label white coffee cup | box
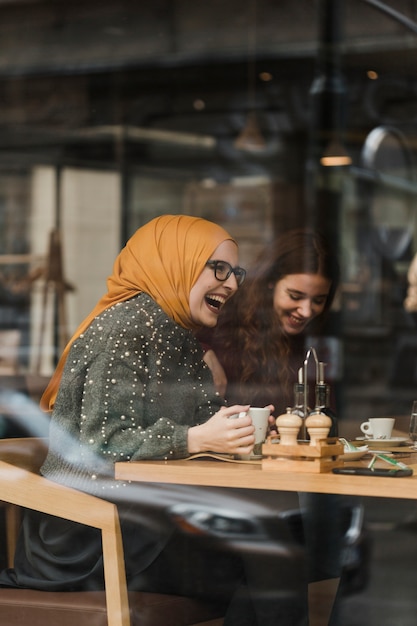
[235,407,270,459]
[360,417,395,439]
[249,407,270,447]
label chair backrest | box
[0,437,49,567]
[0,457,131,626]
[0,436,48,473]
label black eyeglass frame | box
[205,260,246,286]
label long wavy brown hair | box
[207,228,339,410]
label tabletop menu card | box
[184,452,261,464]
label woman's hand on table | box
[187,405,257,455]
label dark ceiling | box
[0,0,416,177]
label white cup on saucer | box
[360,417,395,440]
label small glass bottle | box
[311,363,338,437]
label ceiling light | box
[259,71,273,82]
[193,99,206,110]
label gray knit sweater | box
[41,293,225,494]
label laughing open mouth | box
[205,294,226,310]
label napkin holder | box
[261,436,344,473]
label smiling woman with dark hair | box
[201,228,340,413]
[198,227,347,619]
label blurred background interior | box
[1,0,417,430]
[0,6,415,433]
[1,2,417,624]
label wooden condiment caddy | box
[262,436,344,473]
[262,408,343,473]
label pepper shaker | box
[276,407,302,445]
[305,411,332,446]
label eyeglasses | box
[206,260,246,287]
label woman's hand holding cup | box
[187,405,275,456]
[188,405,253,455]
[229,404,274,458]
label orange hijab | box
[41,214,236,411]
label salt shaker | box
[305,410,332,446]
[276,407,302,445]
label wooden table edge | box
[115,459,417,500]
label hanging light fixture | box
[309,0,351,169]
[234,0,266,152]
[320,138,352,167]
[234,112,266,152]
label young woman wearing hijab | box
[0,215,308,626]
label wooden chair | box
[0,439,225,626]
[0,437,49,566]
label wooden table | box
[116,449,417,626]
[115,451,417,500]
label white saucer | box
[340,448,369,461]
[355,436,409,448]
